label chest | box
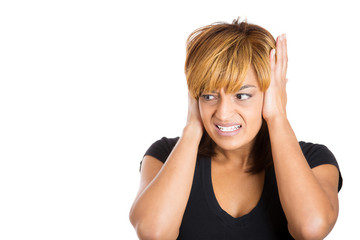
[178,159,292,239]
[211,166,265,218]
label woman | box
[129,18,342,239]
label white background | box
[0,0,358,239]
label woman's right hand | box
[185,93,203,135]
[130,93,204,240]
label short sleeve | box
[300,141,343,191]
[139,137,180,171]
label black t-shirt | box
[142,137,343,240]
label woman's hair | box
[184,18,276,174]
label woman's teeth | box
[216,125,241,132]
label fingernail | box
[283,34,287,40]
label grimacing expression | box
[198,65,264,153]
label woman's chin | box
[212,137,252,152]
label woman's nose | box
[215,96,235,121]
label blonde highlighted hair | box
[185,18,276,99]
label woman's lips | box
[214,123,242,136]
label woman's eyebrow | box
[239,84,256,90]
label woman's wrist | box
[265,115,293,140]
[264,113,288,127]
[182,124,203,143]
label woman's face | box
[199,65,264,153]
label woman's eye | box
[236,93,251,100]
[202,94,215,101]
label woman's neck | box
[213,143,254,171]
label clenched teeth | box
[216,125,241,132]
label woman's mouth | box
[214,124,242,136]
[216,124,241,132]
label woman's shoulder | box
[299,140,329,151]
[143,136,180,163]
[299,141,342,191]
[298,141,338,167]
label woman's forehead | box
[205,83,258,94]
[244,65,259,84]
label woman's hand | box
[262,34,288,122]
[185,93,203,135]
[130,93,204,240]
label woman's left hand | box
[262,34,288,122]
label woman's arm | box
[129,95,203,240]
[263,34,340,240]
[267,117,339,239]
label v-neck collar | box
[201,156,271,228]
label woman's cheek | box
[198,104,211,128]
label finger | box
[271,48,276,68]
[282,34,288,78]
[275,35,284,78]
[270,48,276,81]
[275,35,282,64]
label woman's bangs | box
[200,42,252,95]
